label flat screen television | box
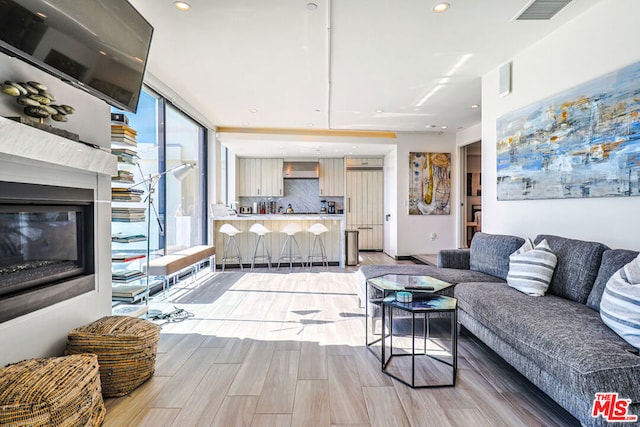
[0,0,153,113]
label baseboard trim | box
[410,255,437,266]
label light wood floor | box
[104,254,579,427]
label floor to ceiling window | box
[112,89,162,261]
[112,86,207,258]
[165,104,206,253]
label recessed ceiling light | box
[133,56,143,63]
[306,3,318,11]
[174,1,191,11]
[308,123,314,127]
[441,126,448,129]
[433,2,450,13]
[471,104,480,109]
[36,12,47,19]
[249,109,258,113]
[98,50,107,56]
[426,124,437,128]
[376,109,384,113]
[243,122,250,127]
[351,145,356,149]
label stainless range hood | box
[283,161,319,179]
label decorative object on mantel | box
[1,80,79,141]
[409,152,451,215]
[1,80,75,121]
[496,60,640,201]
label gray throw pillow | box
[534,234,608,304]
[469,232,525,280]
[587,249,639,311]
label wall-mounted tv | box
[0,0,153,113]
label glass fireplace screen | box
[0,206,87,297]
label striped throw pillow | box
[507,239,557,296]
[513,238,534,255]
[600,255,640,350]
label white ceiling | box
[129,0,601,156]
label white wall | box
[0,54,112,366]
[456,123,481,147]
[0,52,110,149]
[481,0,640,250]
[391,132,458,256]
[383,148,398,256]
[0,160,112,367]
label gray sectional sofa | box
[357,232,640,427]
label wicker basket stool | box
[0,354,105,427]
[66,316,161,397]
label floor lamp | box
[128,162,195,317]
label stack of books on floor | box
[112,279,164,303]
[112,148,137,164]
[112,232,147,243]
[112,303,148,318]
[111,124,137,147]
[112,187,144,202]
[112,269,144,283]
[111,284,148,303]
[112,207,146,222]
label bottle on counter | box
[286,204,294,214]
[259,202,266,214]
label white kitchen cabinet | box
[260,158,284,196]
[345,157,384,168]
[319,158,344,197]
[238,158,260,197]
[237,158,283,197]
[346,169,383,250]
[352,224,383,250]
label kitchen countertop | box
[213,213,345,220]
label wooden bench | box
[147,245,215,291]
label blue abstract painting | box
[496,61,640,200]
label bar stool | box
[249,223,272,271]
[219,223,243,272]
[307,223,329,269]
[277,223,305,270]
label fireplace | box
[0,181,95,323]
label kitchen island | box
[212,214,346,268]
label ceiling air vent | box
[516,0,572,20]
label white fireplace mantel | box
[0,116,116,176]
[0,115,115,366]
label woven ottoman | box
[0,354,105,426]
[66,316,161,397]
